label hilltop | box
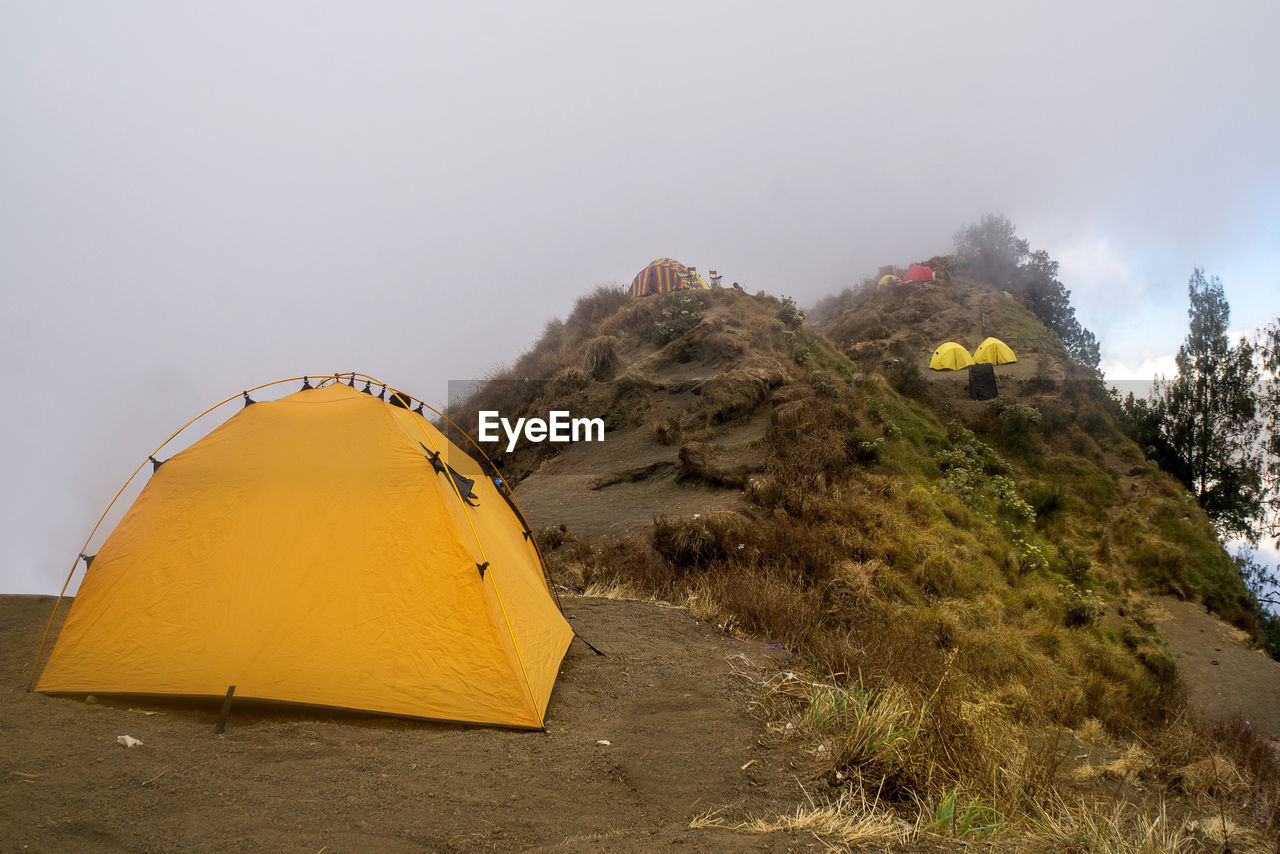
[9,266,1276,852]
[453,286,840,538]
[444,267,1279,850]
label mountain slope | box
[447,272,1279,847]
[450,287,838,536]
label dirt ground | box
[7,590,1279,854]
[514,415,768,540]
[1148,595,1280,739]
[0,594,829,854]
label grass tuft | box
[690,787,911,848]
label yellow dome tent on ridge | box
[629,257,710,297]
[33,376,574,730]
[973,337,1017,365]
[929,342,975,370]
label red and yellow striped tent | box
[629,258,710,297]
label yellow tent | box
[36,379,573,729]
[973,337,1017,365]
[877,274,904,288]
[929,342,975,370]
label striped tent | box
[629,258,710,297]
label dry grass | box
[1172,755,1248,800]
[580,578,644,601]
[802,679,920,777]
[690,787,912,848]
[577,335,621,381]
[1183,815,1270,853]
[1067,744,1156,786]
[1025,799,1196,854]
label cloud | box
[1103,354,1178,383]
[1103,352,1175,402]
[1055,237,1142,310]
[3,2,1280,593]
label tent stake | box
[215,685,235,734]
[574,633,606,657]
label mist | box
[3,2,1278,593]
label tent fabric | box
[969,364,999,400]
[929,342,975,370]
[973,337,1017,365]
[877,274,904,288]
[902,265,935,283]
[36,382,573,730]
[629,257,710,297]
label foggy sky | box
[3,2,1279,594]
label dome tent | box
[902,264,935,283]
[629,257,710,297]
[34,375,574,730]
[973,337,1017,365]
[929,342,975,371]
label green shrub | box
[776,295,806,328]
[845,429,885,464]
[812,378,837,397]
[1078,408,1117,444]
[1054,545,1092,584]
[650,291,703,345]
[884,361,928,398]
[925,789,999,839]
[998,403,1042,453]
[1038,404,1072,435]
[1028,484,1068,521]
[1061,582,1100,627]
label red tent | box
[902,265,935,283]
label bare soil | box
[1,594,820,853]
[1148,595,1280,739]
[515,414,768,538]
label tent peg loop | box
[79,553,95,569]
[148,455,164,472]
[301,376,312,390]
[242,391,255,407]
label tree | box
[1258,318,1280,542]
[953,214,1028,288]
[1151,269,1262,539]
[953,215,1101,370]
[1119,391,1181,473]
[1017,249,1101,370]
[1237,548,1280,612]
